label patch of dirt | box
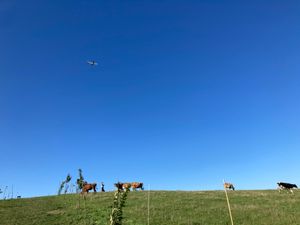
[47,209,64,215]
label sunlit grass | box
[1,190,300,225]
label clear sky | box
[1,0,300,198]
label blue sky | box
[1,0,300,198]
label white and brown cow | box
[122,182,132,190]
[131,182,144,191]
[224,182,235,191]
[114,182,132,191]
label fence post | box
[147,184,150,225]
[223,180,234,225]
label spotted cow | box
[224,182,235,191]
[277,182,298,194]
[122,182,132,190]
[131,182,144,191]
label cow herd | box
[114,182,144,191]
[81,181,144,194]
[81,180,298,194]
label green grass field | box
[1,190,300,225]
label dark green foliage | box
[57,174,72,195]
[76,169,85,192]
[64,174,72,194]
[65,174,72,183]
[110,188,130,225]
[57,182,65,195]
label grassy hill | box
[1,190,300,225]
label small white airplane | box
[87,60,98,66]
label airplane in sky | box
[87,60,98,66]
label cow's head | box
[140,183,144,190]
[114,182,123,190]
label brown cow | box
[114,182,131,191]
[122,182,131,190]
[224,182,235,191]
[81,182,97,194]
[131,182,144,191]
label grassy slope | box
[1,190,300,225]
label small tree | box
[64,174,72,194]
[109,187,130,225]
[58,173,72,195]
[76,168,85,193]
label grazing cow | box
[81,183,97,194]
[122,182,132,190]
[131,182,144,191]
[114,182,124,191]
[114,182,132,191]
[224,182,235,191]
[277,182,298,194]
